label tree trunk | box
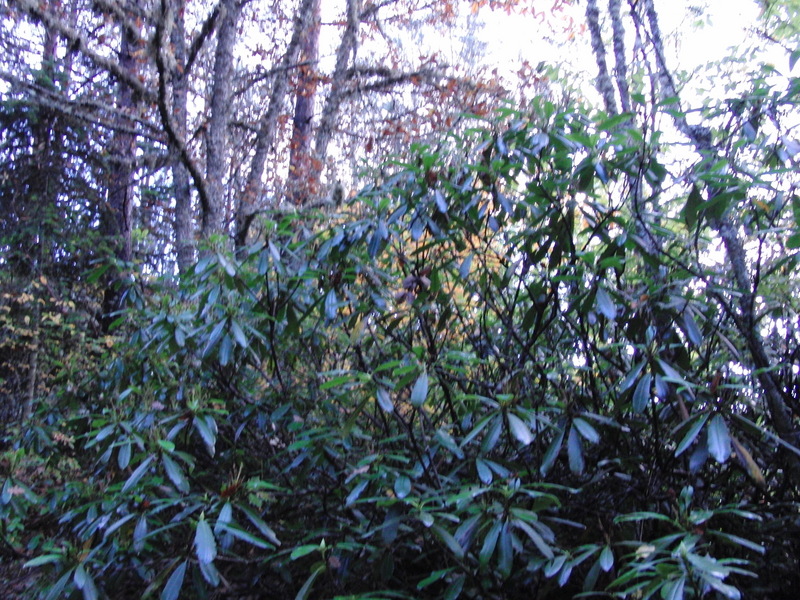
[172,0,194,273]
[286,0,321,206]
[204,0,240,239]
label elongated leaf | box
[134,515,148,553]
[24,554,63,568]
[394,475,411,499]
[479,520,502,568]
[291,545,320,560]
[376,387,393,412]
[432,523,465,559]
[217,523,274,549]
[599,545,614,572]
[707,414,731,464]
[513,518,554,559]
[675,413,709,457]
[193,415,217,457]
[202,319,226,358]
[121,455,155,493]
[295,564,325,600]
[476,458,493,484]
[346,479,369,507]
[117,440,131,470]
[595,288,617,319]
[161,560,187,600]
[214,502,233,536]
[663,576,686,600]
[567,425,584,475]
[194,516,217,564]
[459,254,473,279]
[507,412,533,446]
[573,417,600,444]
[162,454,190,494]
[325,288,338,320]
[632,373,652,413]
[410,371,429,407]
[497,522,513,580]
[540,427,564,476]
[682,311,703,346]
[237,505,280,546]
[731,435,766,488]
[619,361,645,393]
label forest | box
[1,0,799,598]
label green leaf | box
[376,387,393,412]
[121,455,155,493]
[682,311,703,346]
[459,254,474,279]
[193,415,217,457]
[479,520,502,568]
[507,412,533,445]
[295,564,325,600]
[683,185,703,229]
[23,554,63,568]
[444,574,465,600]
[476,458,493,484]
[217,523,274,549]
[160,560,187,600]
[134,515,148,553]
[346,479,369,507]
[162,454,190,494]
[432,523,465,559]
[540,427,564,476]
[675,413,709,457]
[595,287,616,319]
[230,320,248,348]
[599,545,614,572]
[513,519,554,559]
[573,417,600,444]
[394,475,411,499]
[194,516,217,564]
[291,545,321,560]
[663,576,686,600]
[203,319,226,358]
[632,373,652,413]
[567,424,584,474]
[237,505,281,546]
[325,288,338,320]
[707,414,731,464]
[214,502,233,536]
[619,361,645,392]
[410,371,429,407]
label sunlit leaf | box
[507,412,533,446]
[194,516,217,564]
[410,371,428,407]
[707,414,731,464]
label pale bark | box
[314,0,362,169]
[171,0,194,273]
[608,0,631,113]
[204,0,240,238]
[585,0,617,115]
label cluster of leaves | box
[4,90,800,599]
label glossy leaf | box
[707,414,732,464]
[410,371,429,407]
[194,516,217,564]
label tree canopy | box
[1,1,799,599]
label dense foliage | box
[4,76,800,599]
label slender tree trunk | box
[585,0,617,115]
[101,27,137,329]
[204,0,240,238]
[314,0,361,176]
[233,0,317,248]
[172,0,194,272]
[286,0,321,206]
